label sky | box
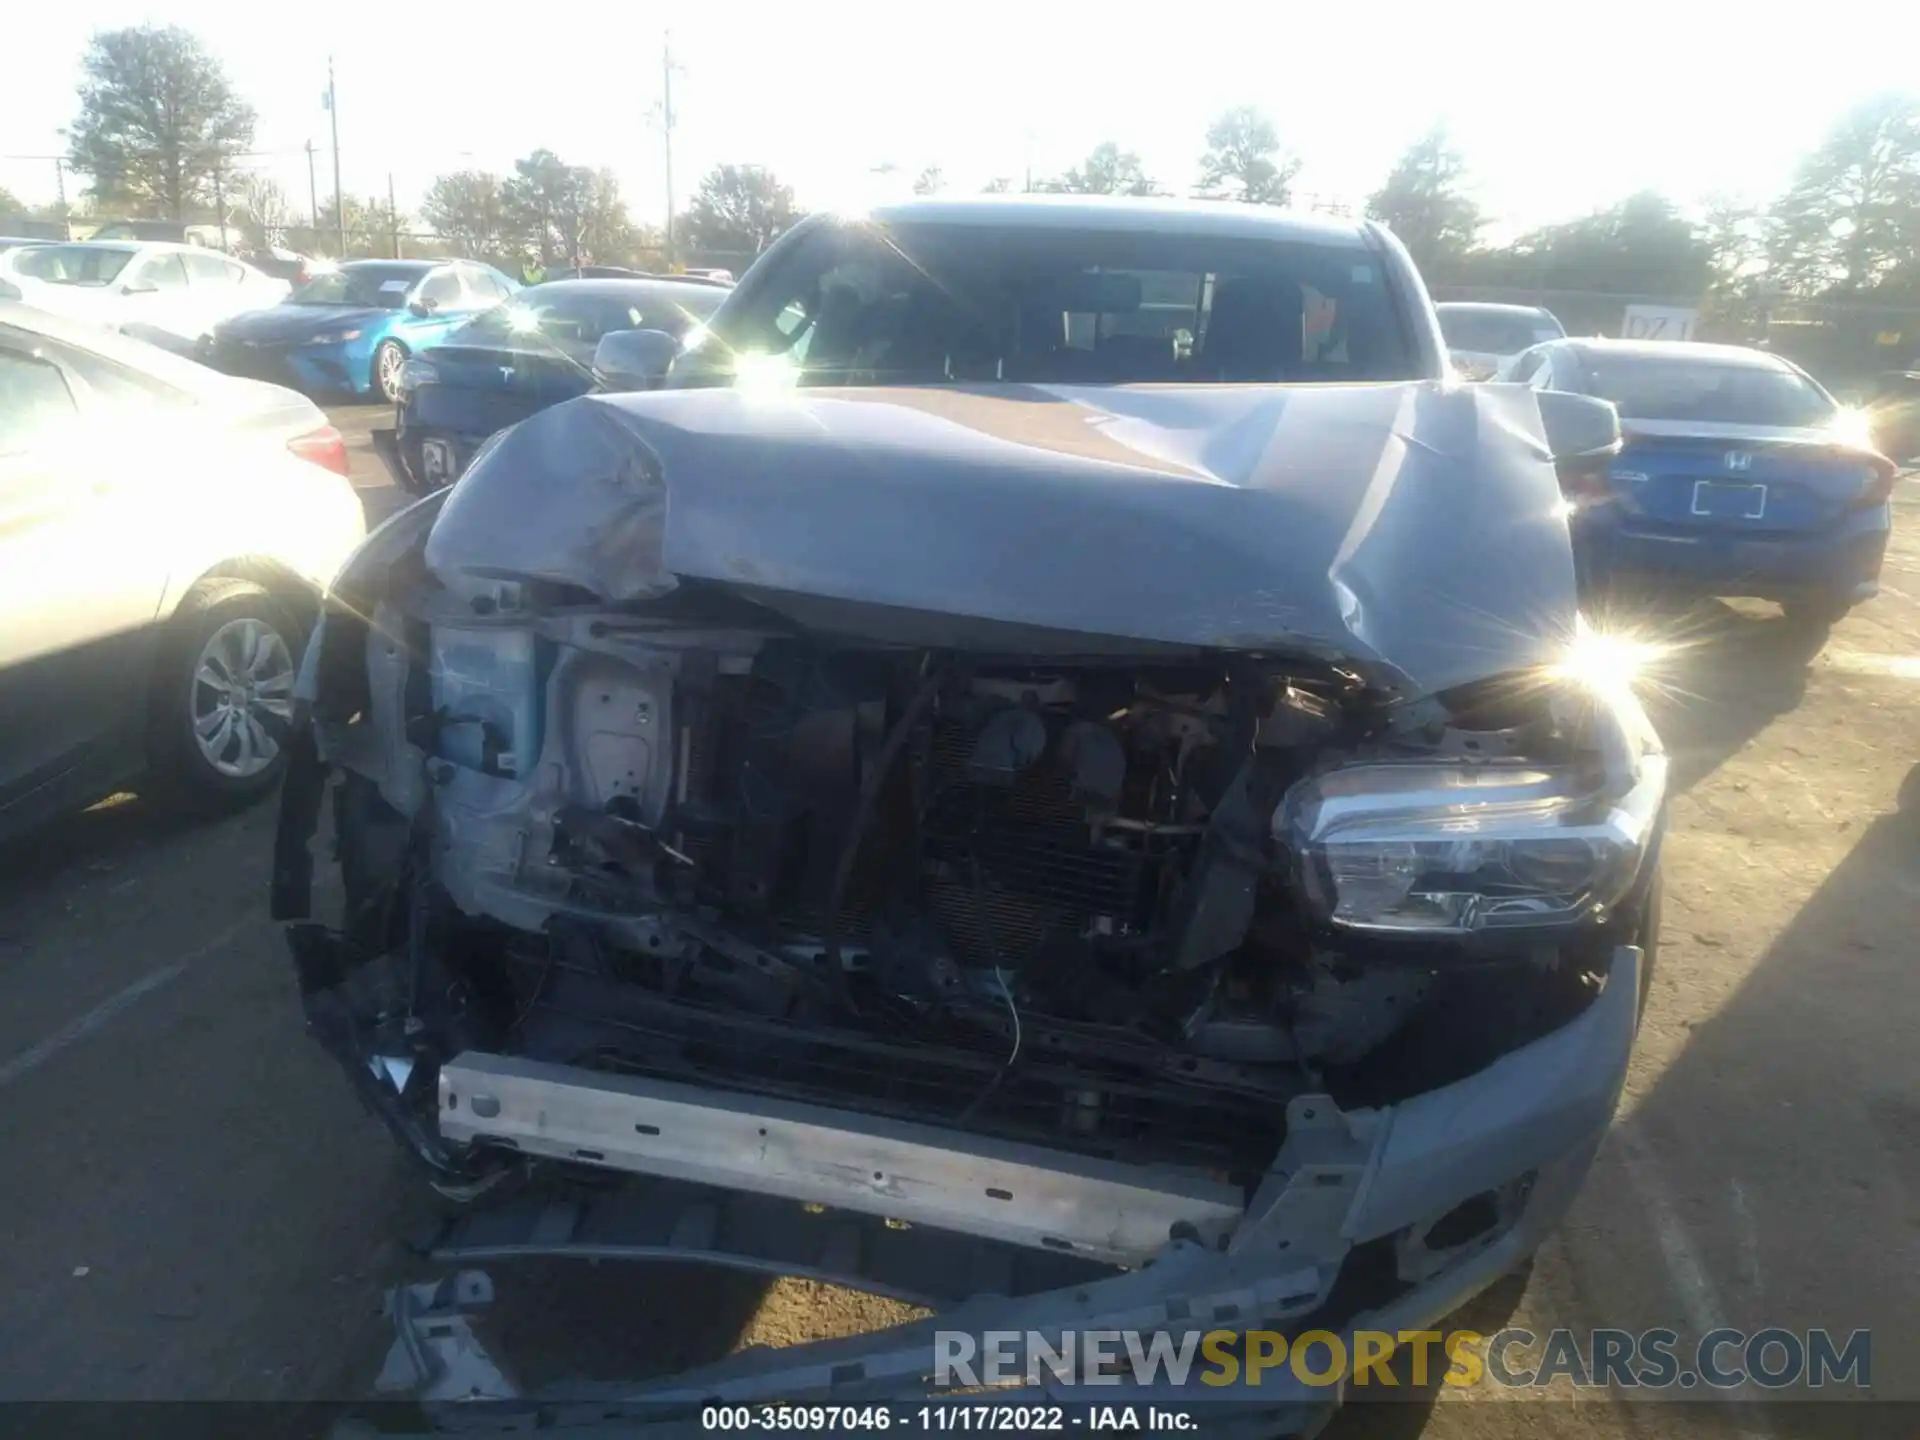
[3,0,1917,240]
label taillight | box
[289,424,350,476]
[1850,451,1898,510]
[1555,455,1617,506]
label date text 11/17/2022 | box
[700,1406,1195,1431]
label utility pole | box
[388,172,399,258]
[306,140,320,243]
[661,32,678,269]
[326,56,345,257]
[53,158,69,229]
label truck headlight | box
[1277,745,1665,936]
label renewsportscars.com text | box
[934,1327,1871,1392]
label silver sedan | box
[0,300,367,837]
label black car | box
[379,276,727,493]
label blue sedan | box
[1512,338,1896,634]
[204,258,519,402]
[380,275,726,493]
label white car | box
[1435,301,1567,381]
[6,240,290,347]
[0,300,366,836]
[0,237,51,301]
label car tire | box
[146,578,310,814]
[1782,595,1850,626]
[372,339,409,404]
[1780,595,1849,648]
[393,438,428,498]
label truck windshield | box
[682,219,1414,387]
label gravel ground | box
[0,405,1912,1437]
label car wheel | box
[372,340,408,404]
[147,579,308,812]
[1782,595,1850,626]
[392,438,428,498]
[1780,595,1849,648]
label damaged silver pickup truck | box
[272,198,1667,1431]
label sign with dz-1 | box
[1620,305,1699,342]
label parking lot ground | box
[331,401,406,526]
[0,414,1915,1436]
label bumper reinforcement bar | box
[439,1053,1247,1266]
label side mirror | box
[121,279,158,296]
[592,328,680,391]
[408,298,436,317]
[1536,390,1622,499]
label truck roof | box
[862,194,1378,249]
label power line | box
[648,31,685,265]
[1,145,324,161]
[326,56,344,256]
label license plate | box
[1691,480,1767,520]
[420,439,458,486]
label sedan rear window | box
[0,350,78,452]
[1439,310,1561,355]
[289,264,429,309]
[1582,358,1835,428]
[689,219,1413,386]
[457,286,722,352]
[15,245,136,286]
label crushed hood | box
[422,381,1579,696]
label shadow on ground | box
[1621,599,1827,797]
[1528,754,1920,1423]
[0,791,206,897]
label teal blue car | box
[203,258,519,402]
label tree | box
[237,174,292,247]
[316,193,401,258]
[1493,191,1712,298]
[679,164,803,257]
[913,166,945,196]
[422,169,507,257]
[1768,93,1920,294]
[65,25,256,220]
[981,177,1014,194]
[1365,124,1483,282]
[1197,106,1298,205]
[478,150,646,267]
[1700,195,1765,283]
[573,167,642,266]
[501,148,585,264]
[1690,194,1773,327]
[1040,143,1159,197]
[0,186,25,219]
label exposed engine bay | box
[278,578,1664,1206]
[272,380,1666,1250]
